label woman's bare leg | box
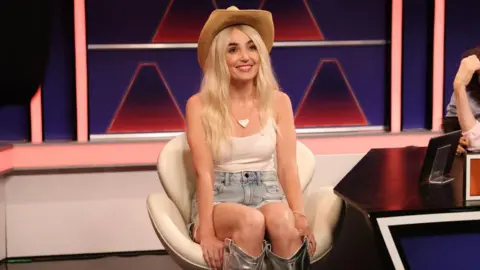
[193,202,266,256]
[259,202,302,258]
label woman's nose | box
[239,50,249,61]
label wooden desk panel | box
[334,147,465,215]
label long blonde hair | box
[199,24,279,158]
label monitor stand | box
[428,145,454,185]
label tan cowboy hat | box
[197,6,274,69]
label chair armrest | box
[147,193,207,269]
[304,187,343,262]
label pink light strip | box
[11,133,438,169]
[390,0,403,133]
[432,0,445,131]
[0,148,12,173]
[74,0,89,142]
[30,87,43,143]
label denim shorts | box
[188,170,286,240]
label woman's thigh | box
[213,203,265,241]
[192,202,264,243]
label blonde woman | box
[186,6,315,270]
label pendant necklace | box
[238,119,249,128]
[233,101,255,128]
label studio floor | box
[2,205,384,270]
[6,255,176,270]
[4,252,374,270]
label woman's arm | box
[185,94,216,239]
[274,92,305,215]
[454,55,480,132]
[454,86,477,132]
[453,55,480,150]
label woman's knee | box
[233,209,265,241]
[264,207,298,240]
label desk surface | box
[334,147,468,216]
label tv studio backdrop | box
[0,0,479,267]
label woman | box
[185,6,316,270]
[452,47,480,150]
[444,46,480,154]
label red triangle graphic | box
[213,0,262,10]
[108,63,184,133]
[261,0,324,41]
[152,0,215,43]
[152,0,323,43]
[295,59,367,127]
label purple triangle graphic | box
[108,63,184,133]
[295,59,368,127]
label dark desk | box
[334,147,480,270]
[335,147,467,214]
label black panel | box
[0,1,52,105]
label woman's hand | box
[293,213,316,257]
[196,230,224,270]
[457,144,467,155]
[453,55,480,91]
[460,136,470,148]
[457,136,470,155]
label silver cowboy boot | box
[223,238,267,270]
[265,237,310,270]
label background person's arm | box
[453,55,480,150]
[453,55,480,132]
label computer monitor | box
[418,130,462,184]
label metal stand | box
[428,145,454,185]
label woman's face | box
[225,28,260,83]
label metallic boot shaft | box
[265,237,310,270]
[223,238,267,270]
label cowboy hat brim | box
[197,7,274,69]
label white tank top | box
[214,118,276,172]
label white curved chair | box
[147,133,343,269]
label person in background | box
[444,46,480,154]
[450,46,480,151]
[185,6,315,270]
